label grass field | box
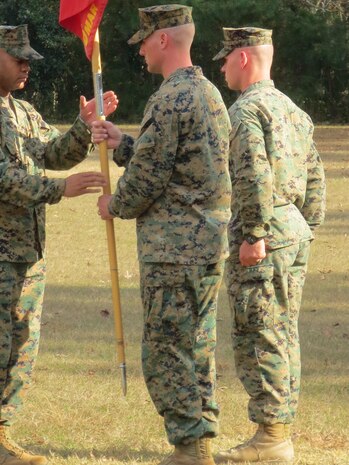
[13,126,349,464]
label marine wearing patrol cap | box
[128,4,193,45]
[0,24,43,60]
[213,27,272,61]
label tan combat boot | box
[158,437,215,465]
[215,424,294,463]
[0,426,47,465]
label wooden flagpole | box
[91,29,127,395]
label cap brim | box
[212,47,232,61]
[127,28,154,45]
[8,45,43,60]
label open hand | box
[64,172,106,197]
[79,91,118,126]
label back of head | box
[128,4,193,45]
[0,24,43,60]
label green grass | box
[12,126,349,464]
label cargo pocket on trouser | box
[141,265,186,343]
[228,264,274,334]
[227,263,275,386]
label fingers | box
[103,91,118,105]
[96,194,114,220]
[91,128,109,144]
[91,120,112,143]
[79,171,106,182]
[82,188,102,194]
[76,172,106,194]
[91,120,113,130]
[103,91,119,116]
[240,256,265,267]
[64,172,107,197]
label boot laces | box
[0,431,26,458]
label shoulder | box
[229,86,293,127]
[13,98,46,125]
[161,72,226,115]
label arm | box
[0,150,106,207]
[0,152,66,206]
[41,92,118,170]
[230,111,273,239]
[300,142,326,230]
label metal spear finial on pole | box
[91,29,127,395]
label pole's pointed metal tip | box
[120,363,127,396]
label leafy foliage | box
[0,0,347,122]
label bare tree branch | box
[297,0,349,20]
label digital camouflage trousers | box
[140,261,225,445]
[0,260,46,425]
[226,241,311,425]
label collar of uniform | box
[0,95,16,117]
[161,66,203,87]
[0,95,11,108]
[241,79,274,97]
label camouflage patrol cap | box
[128,4,193,45]
[213,27,272,61]
[0,25,43,60]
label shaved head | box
[161,23,195,50]
[241,44,274,71]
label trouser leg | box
[226,242,310,424]
[140,261,224,445]
[287,241,310,420]
[0,260,46,425]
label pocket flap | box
[239,264,274,283]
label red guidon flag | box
[59,0,108,60]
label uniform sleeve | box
[42,116,93,170]
[108,100,178,219]
[300,142,326,229]
[113,134,135,168]
[0,147,66,207]
[230,111,273,238]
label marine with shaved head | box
[213,27,326,463]
[91,5,231,465]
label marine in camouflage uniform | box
[92,5,231,465]
[0,24,109,465]
[213,28,326,463]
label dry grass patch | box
[11,126,349,464]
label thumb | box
[80,95,87,110]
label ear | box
[159,32,168,49]
[240,51,248,69]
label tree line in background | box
[1,0,348,123]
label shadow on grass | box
[24,445,165,462]
[42,286,143,343]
